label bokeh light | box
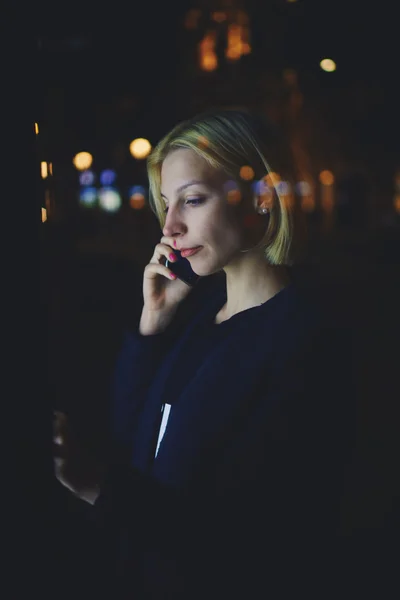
[199,31,218,71]
[253,179,271,196]
[296,180,315,212]
[224,180,242,205]
[100,169,117,186]
[41,207,47,222]
[41,162,48,179]
[240,165,255,181]
[320,58,336,72]
[129,185,146,210]
[79,170,96,186]
[129,138,152,159]
[73,151,93,171]
[276,181,291,196]
[201,50,218,71]
[295,181,312,196]
[35,123,39,135]
[98,187,122,212]
[319,170,335,185]
[79,187,97,207]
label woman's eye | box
[163,197,205,213]
[186,197,204,206]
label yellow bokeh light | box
[41,207,47,222]
[226,47,241,60]
[201,52,218,71]
[49,162,53,176]
[320,58,336,72]
[225,24,244,61]
[199,32,218,71]
[73,151,93,171]
[394,195,400,214]
[35,123,39,135]
[129,138,152,159]
[319,170,335,186]
[41,162,48,179]
[240,165,255,181]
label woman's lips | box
[180,246,202,258]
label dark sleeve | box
[110,330,169,447]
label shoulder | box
[253,270,354,379]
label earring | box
[256,206,270,215]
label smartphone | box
[165,249,200,287]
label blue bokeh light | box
[100,169,117,186]
[79,170,96,186]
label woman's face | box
[161,148,247,276]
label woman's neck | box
[217,253,290,323]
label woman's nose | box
[162,208,187,238]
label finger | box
[144,263,177,281]
[160,236,178,249]
[150,243,178,266]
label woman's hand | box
[53,411,104,505]
[140,236,192,335]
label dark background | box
[33,0,399,594]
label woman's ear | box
[253,178,273,214]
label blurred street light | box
[319,170,335,185]
[129,185,146,210]
[320,58,336,72]
[129,138,152,159]
[73,151,93,171]
[98,187,122,212]
[41,162,48,179]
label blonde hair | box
[147,108,298,265]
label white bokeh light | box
[98,187,122,212]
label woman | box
[55,109,355,598]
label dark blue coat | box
[93,272,356,599]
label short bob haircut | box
[147,108,301,266]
